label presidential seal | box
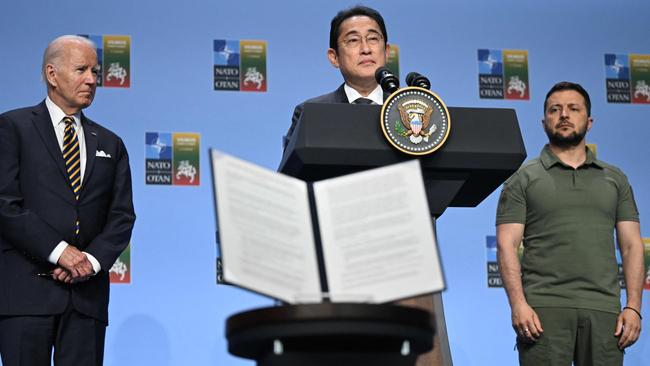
[380,87,450,155]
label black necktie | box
[353,98,374,105]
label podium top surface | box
[227,303,433,334]
[226,303,435,359]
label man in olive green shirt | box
[496,81,644,365]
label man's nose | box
[85,70,97,85]
[359,39,372,53]
[560,107,569,118]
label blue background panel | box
[1,1,648,364]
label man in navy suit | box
[0,35,135,366]
[284,5,391,148]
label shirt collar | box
[540,144,603,170]
[344,83,384,105]
[45,96,81,128]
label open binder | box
[211,150,444,304]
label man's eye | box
[346,38,360,46]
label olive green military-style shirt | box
[496,145,639,314]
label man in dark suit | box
[284,5,391,148]
[0,35,135,366]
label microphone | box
[375,67,400,94]
[405,72,431,90]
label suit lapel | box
[81,114,97,193]
[31,102,69,183]
[335,84,349,103]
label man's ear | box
[587,116,594,131]
[45,64,58,88]
[327,48,340,69]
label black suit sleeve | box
[283,103,304,150]
[0,113,61,261]
[83,137,135,271]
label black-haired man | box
[496,81,644,365]
[284,5,391,146]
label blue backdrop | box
[1,0,648,364]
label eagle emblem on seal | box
[380,86,450,156]
[397,100,437,144]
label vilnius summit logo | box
[478,49,529,100]
[213,39,267,92]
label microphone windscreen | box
[405,72,418,86]
[375,67,392,84]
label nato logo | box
[214,40,240,66]
[605,54,630,80]
[486,235,502,287]
[478,49,503,75]
[478,49,504,99]
[605,54,631,103]
[146,132,172,160]
[214,40,241,90]
[145,132,173,185]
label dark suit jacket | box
[0,101,135,324]
[283,84,389,149]
[284,84,349,148]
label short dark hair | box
[544,81,592,116]
[329,5,388,52]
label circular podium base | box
[226,303,434,366]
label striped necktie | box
[62,116,81,235]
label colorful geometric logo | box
[214,39,267,92]
[80,34,131,88]
[478,49,529,100]
[110,244,131,284]
[605,53,650,104]
[145,132,200,186]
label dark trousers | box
[517,307,623,366]
[0,304,106,366]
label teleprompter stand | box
[225,103,526,366]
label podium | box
[279,103,526,217]
[225,102,526,365]
[227,303,434,366]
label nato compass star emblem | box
[381,87,451,155]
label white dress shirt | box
[44,96,101,274]
[344,83,384,105]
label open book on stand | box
[210,149,445,304]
